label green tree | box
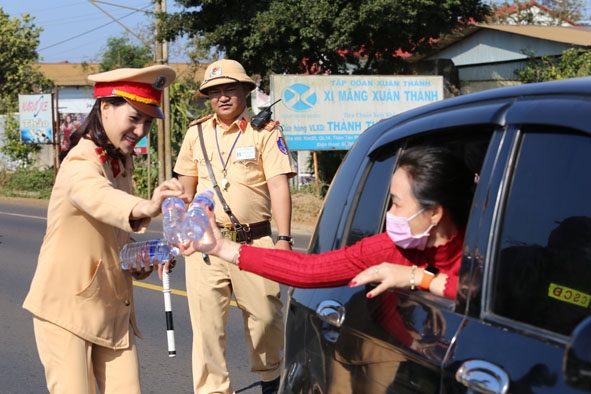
[159,0,490,88]
[0,7,53,166]
[99,35,154,71]
[518,48,591,83]
[158,0,491,186]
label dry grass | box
[291,192,324,228]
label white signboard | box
[271,75,443,150]
[18,94,54,144]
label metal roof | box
[480,24,591,46]
[36,62,208,87]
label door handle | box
[315,300,345,328]
[456,359,509,394]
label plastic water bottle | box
[162,197,187,244]
[181,189,215,242]
[119,238,178,270]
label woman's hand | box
[132,178,188,219]
[174,207,224,256]
[349,263,416,299]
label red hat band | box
[94,81,162,106]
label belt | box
[218,220,272,244]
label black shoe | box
[261,377,280,394]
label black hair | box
[398,146,475,228]
[59,96,127,163]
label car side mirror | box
[564,315,591,390]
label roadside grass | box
[0,167,325,227]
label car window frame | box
[481,124,591,345]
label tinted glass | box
[345,156,396,245]
[492,130,591,335]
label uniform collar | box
[94,146,124,178]
[213,108,251,133]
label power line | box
[38,5,152,53]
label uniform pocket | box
[196,149,214,181]
[75,258,104,298]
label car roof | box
[361,77,591,157]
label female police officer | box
[23,65,185,394]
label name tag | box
[235,146,257,161]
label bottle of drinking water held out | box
[181,189,215,242]
[162,197,187,244]
[119,238,178,270]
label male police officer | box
[174,59,295,394]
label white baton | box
[162,269,176,357]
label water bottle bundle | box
[119,238,179,270]
[119,190,215,270]
[161,189,214,245]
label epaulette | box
[189,114,213,127]
[261,120,281,132]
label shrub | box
[0,166,54,199]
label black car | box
[280,77,591,394]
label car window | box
[345,130,492,247]
[345,155,397,246]
[491,129,591,336]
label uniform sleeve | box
[62,153,146,232]
[174,126,199,177]
[260,125,296,180]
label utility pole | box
[88,0,173,184]
[155,0,172,184]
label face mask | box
[386,209,434,250]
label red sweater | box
[238,230,464,299]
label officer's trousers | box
[185,236,284,394]
[33,317,141,394]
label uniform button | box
[124,299,130,306]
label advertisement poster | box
[271,75,443,151]
[18,94,54,144]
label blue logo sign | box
[282,83,317,111]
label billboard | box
[56,98,148,154]
[271,75,443,150]
[18,94,54,144]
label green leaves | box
[518,48,591,83]
[0,7,52,113]
[99,36,154,71]
[158,0,490,89]
[0,7,52,166]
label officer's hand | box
[131,252,156,280]
[157,257,177,281]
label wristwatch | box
[419,265,440,291]
[276,235,294,246]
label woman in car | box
[176,145,475,300]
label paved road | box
[0,197,313,393]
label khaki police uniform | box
[174,107,296,394]
[24,139,147,393]
[23,64,176,394]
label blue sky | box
[2,0,189,63]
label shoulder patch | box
[277,136,289,155]
[189,114,213,127]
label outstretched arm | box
[349,263,453,299]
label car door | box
[282,125,496,394]
[445,124,591,394]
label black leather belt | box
[218,220,272,244]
